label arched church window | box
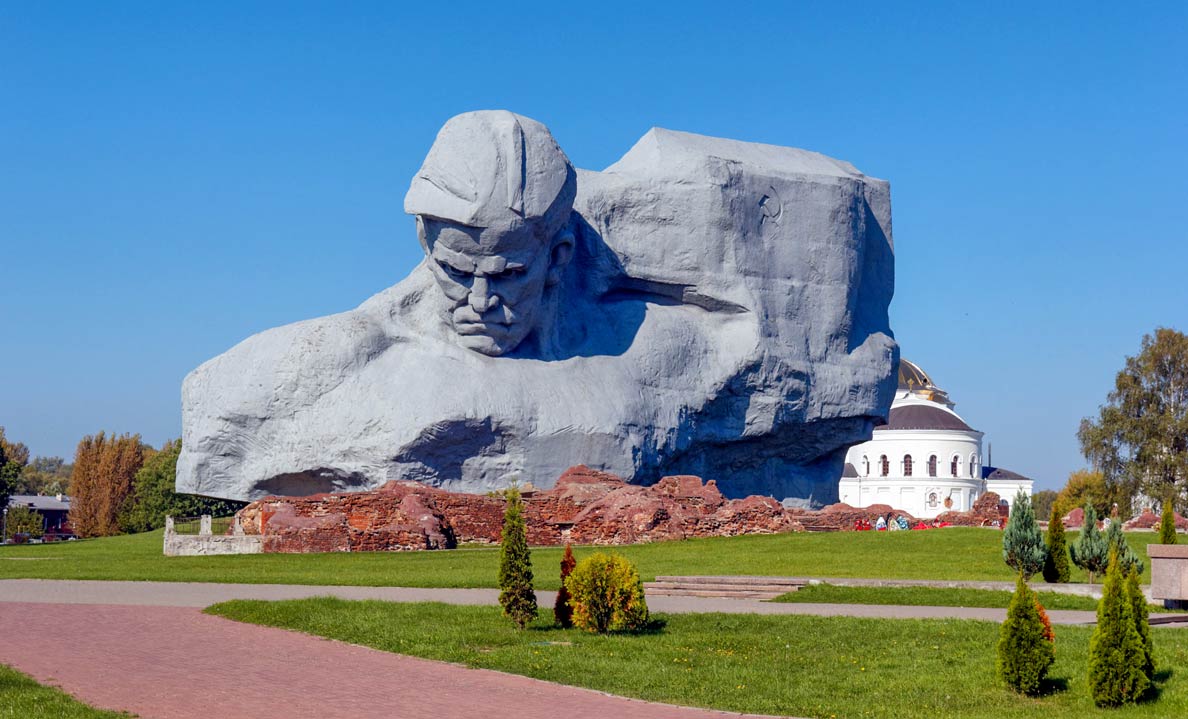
[880,455,889,477]
[863,456,870,476]
[903,455,913,477]
[928,455,937,477]
[970,454,978,478]
[951,455,960,477]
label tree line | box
[1,426,241,538]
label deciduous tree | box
[1030,490,1058,522]
[68,432,145,537]
[1055,469,1111,518]
[0,427,30,511]
[5,505,44,539]
[1079,327,1188,510]
[14,456,72,496]
[117,440,243,533]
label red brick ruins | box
[234,465,1003,552]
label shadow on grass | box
[528,616,667,635]
[1143,667,1173,703]
[1035,676,1070,697]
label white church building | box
[839,359,1033,519]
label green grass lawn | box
[0,528,1163,588]
[773,584,1112,611]
[207,597,1187,719]
[0,665,131,719]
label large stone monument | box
[178,111,898,504]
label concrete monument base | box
[1148,544,1188,609]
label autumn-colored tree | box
[1079,327,1188,509]
[554,543,577,628]
[1055,469,1111,518]
[69,432,145,537]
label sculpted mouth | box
[455,321,512,336]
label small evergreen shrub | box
[1070,505,1109,583]
[564,552,649,633]
[1105,519,1144,575]
[1042,505,1071,583]
[1159,500,1177,545]
[497,487,537,629]
[554,543,576,628]
[997,573,1056,695]
[1126,566,1155,680]
[1002,490,1047,579]
[1088,552,1150,707]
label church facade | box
[838,359,1032,519]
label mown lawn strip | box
[206,597,1188,719]
[0,528,1163,587]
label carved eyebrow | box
[431,244,476,273]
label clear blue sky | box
[2,2,1185,492]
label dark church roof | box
[874,404,973,432]
[842,462,859,478]
[981,466,1031,481]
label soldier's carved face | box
[421,217,573,356]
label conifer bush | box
[564,552,649,633]
[497,487,537,629]
[1042,505,1071,583]
[554,543,576,628]
[1070,505,1109,583]
[1159,500,1177,545]
[1105,519,1144,575]
[1126,566,1155,681]
[996,573,1055,695]
[1088,552,1150,707]
[1002,490,1046,579]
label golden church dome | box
[897,359,951,404]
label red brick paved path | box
[0,602,779,719]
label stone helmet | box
[404,110,576,236]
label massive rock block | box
[235,465,803,552]
[179,111,897,504]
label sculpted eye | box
[438,261,470,280]
[494,267,527,280]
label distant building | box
[5,494,74,538]
[838,359,1032,518]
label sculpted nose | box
[468,276,500,313]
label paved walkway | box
[3,577,1175,624]
[0,601,781,719]
[3,579,1186,719]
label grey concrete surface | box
[178,110,897,505]
[10,578,1188,626]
